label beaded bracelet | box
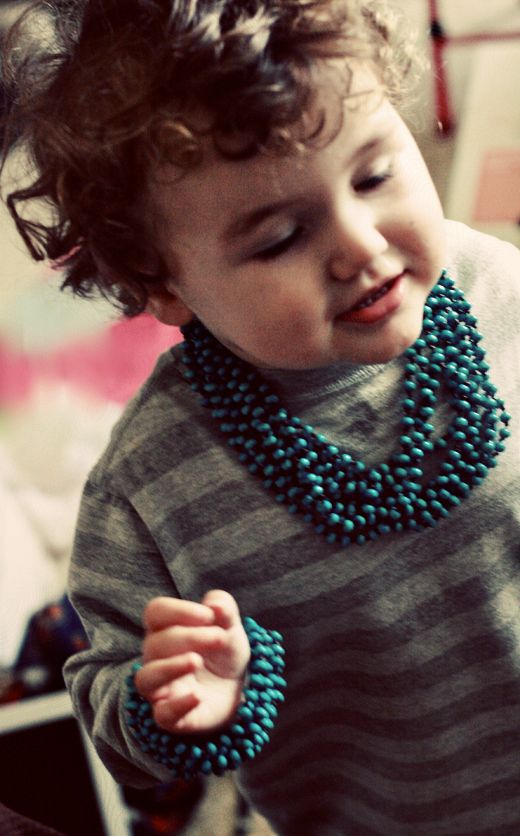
[125,617,286,780]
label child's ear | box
[146,282,194,326]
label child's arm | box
[65,481,285,786]
[134,590,251,733]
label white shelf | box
[0,689,73,734]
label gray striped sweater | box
[64,221,520,835]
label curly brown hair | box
[1,0,418,316]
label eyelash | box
[254,226,305,261]
[355,170,393,192]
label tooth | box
[357,287,383,310]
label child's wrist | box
[125,617,286,779]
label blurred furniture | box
[0,691,133,836]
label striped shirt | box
[64,221,520,834]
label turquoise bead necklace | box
[180,271,510,547]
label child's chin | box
[393,318,424,356]
[367,331,421,365]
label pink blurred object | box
[473,149,520,223]
[0,315,181,405]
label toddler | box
[3,1,520,833]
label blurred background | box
[0,1,519,834]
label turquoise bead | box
[365,488,380,499]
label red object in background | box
[428,0,520,134]
[0,315,181,406]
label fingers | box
[136,592,250,734]
[144,597,215,632]
[153,693,200,731]
[144,591,240,633]
[202,589,242,631]
[135,654,202,732]
[135,653,202,699]
[141,591,247,677]
[142,624,227,663]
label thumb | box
[201,590,251,680]
[201,589,241,631]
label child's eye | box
[254,226,305,261]
[355,171,393,193]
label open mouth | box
[350,277,397,312]
[337,273,405,325]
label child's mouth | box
[337,274,405,325]
[351,279,395,311]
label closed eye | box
[254,226,305,261]
[355,171,393,193]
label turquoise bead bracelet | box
[125,617,286,780]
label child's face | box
[149,70,446,369]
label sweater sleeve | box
[63,480,180,788]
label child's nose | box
[327,204,388,280]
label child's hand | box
[134,590,251,734]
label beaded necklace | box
[180,271,510,547]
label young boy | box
[3,1,520,833]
